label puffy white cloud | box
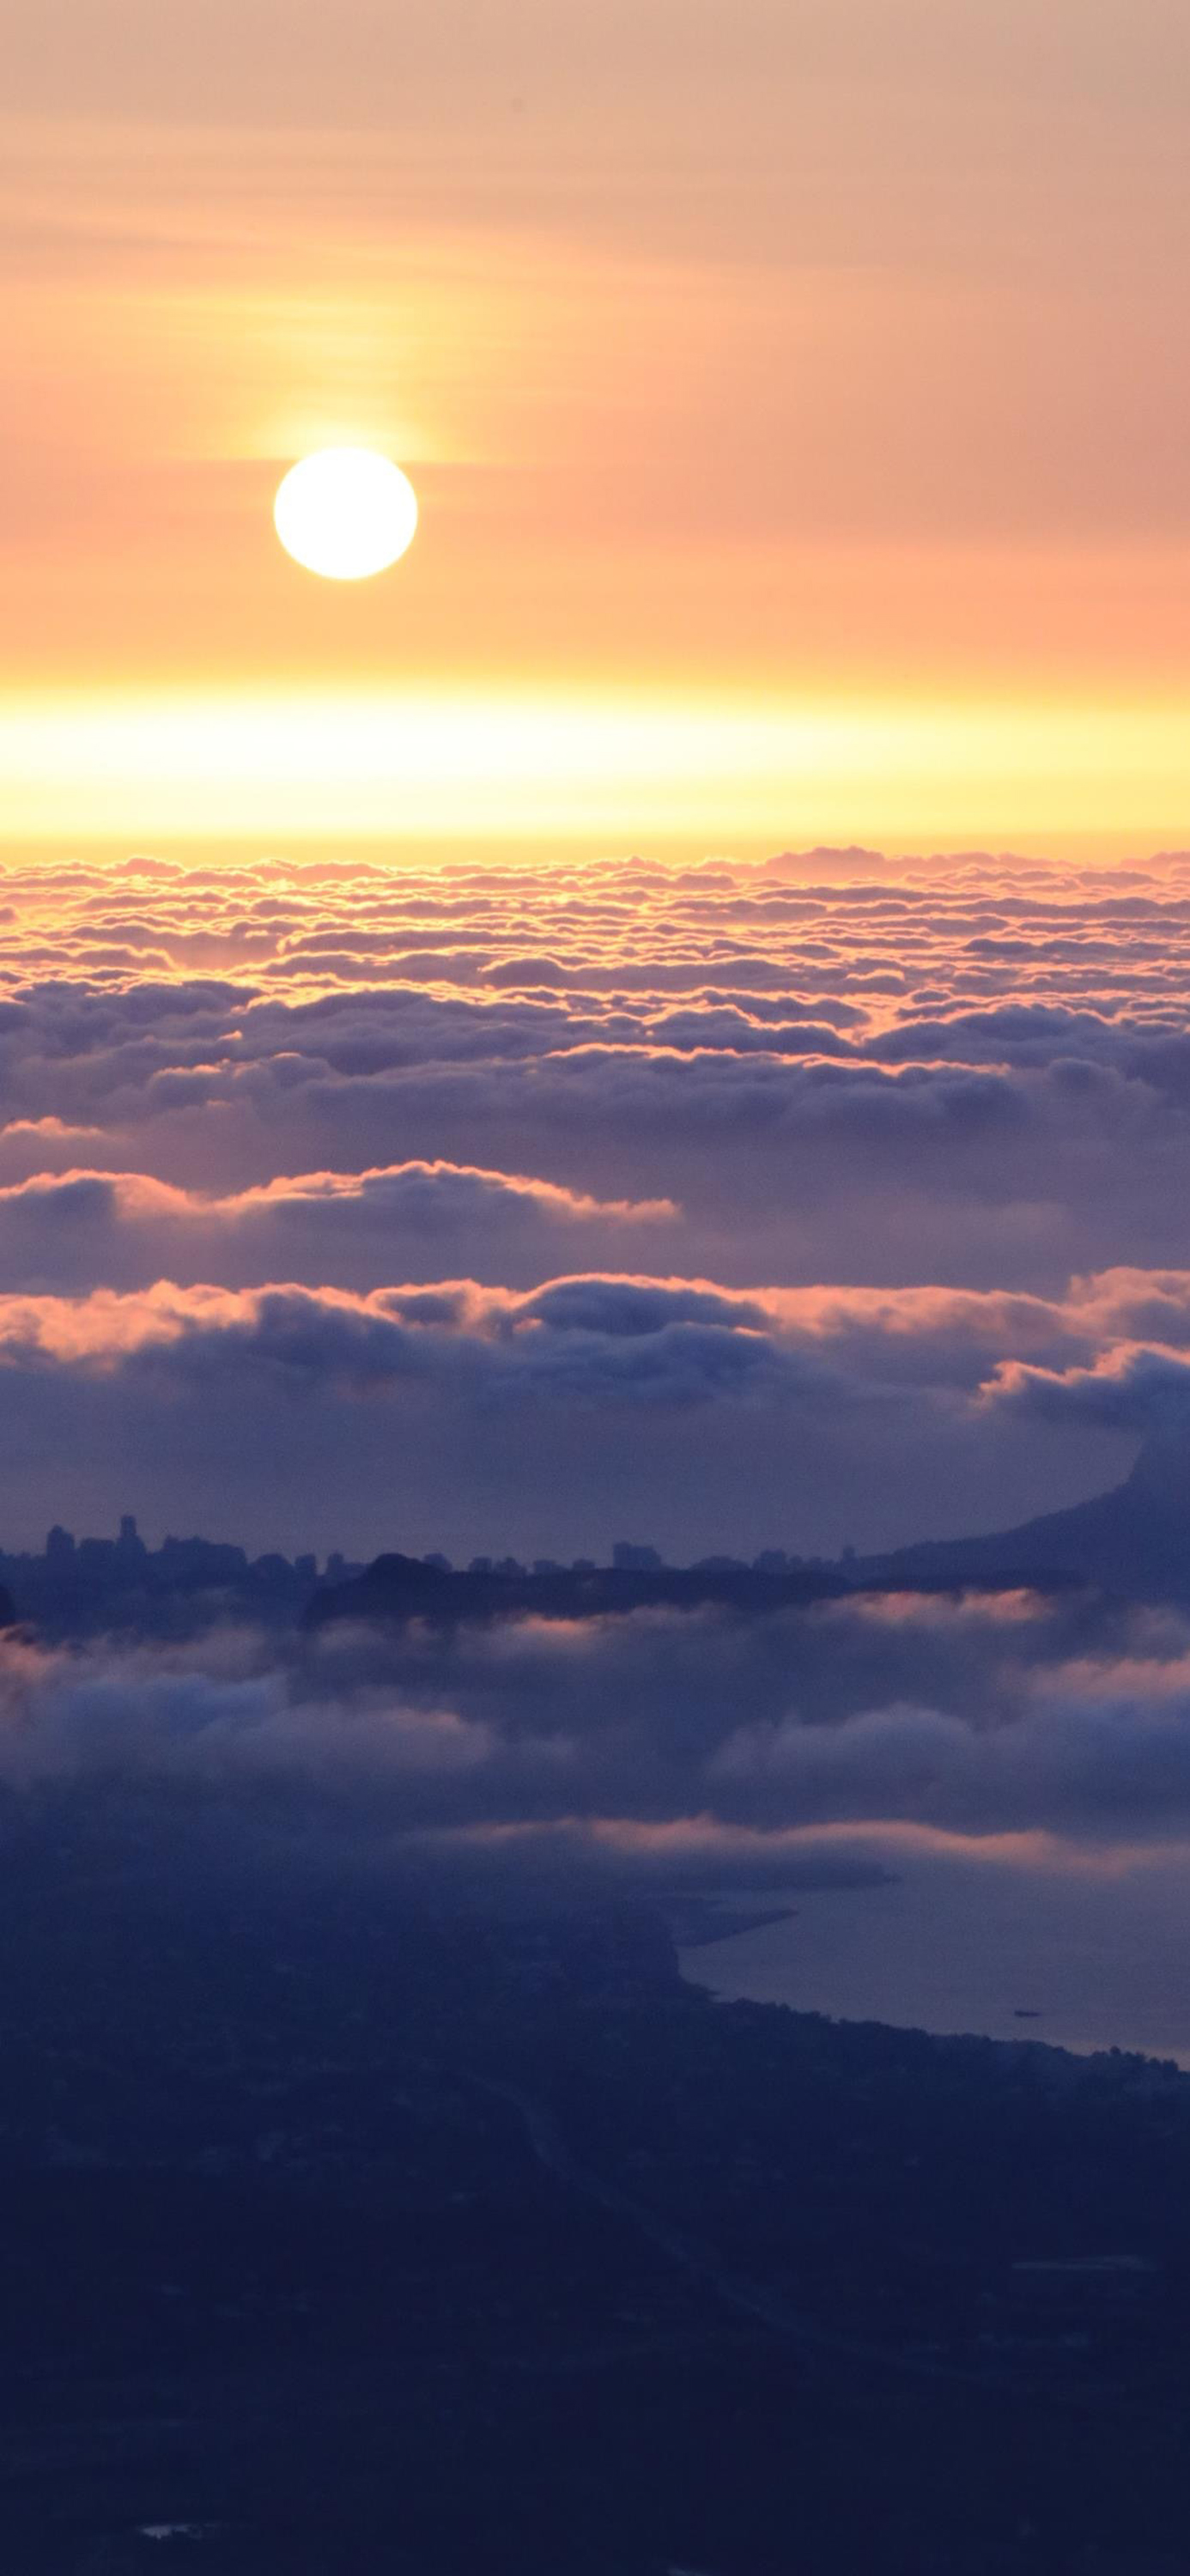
[0,846,1188,1546]
[0,1160,675,1293]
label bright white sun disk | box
[273,447,418,580]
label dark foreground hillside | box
[0,1817,1188,2575]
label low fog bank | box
[6,1586,1190,2047]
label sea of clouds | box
[5,841,1190,2026]
[2,843,1190,1558]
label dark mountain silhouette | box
[865,1433,1190,1601]
[307,1549,851,1631]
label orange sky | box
[6,0,1190,845]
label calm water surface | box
[680,1859,1190,2066]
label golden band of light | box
[3,693,1190,839]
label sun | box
[273,447,419,581]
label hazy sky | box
[6,0,1190,844]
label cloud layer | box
[2,1577,1187,1837]
[2,845,1190,1552]
[11,1571,1190,2057]
[8,1581,1190,1912]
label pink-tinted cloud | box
[0,847,1188,1549]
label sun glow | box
[5,691,1190,844]
[273,448,419,581]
